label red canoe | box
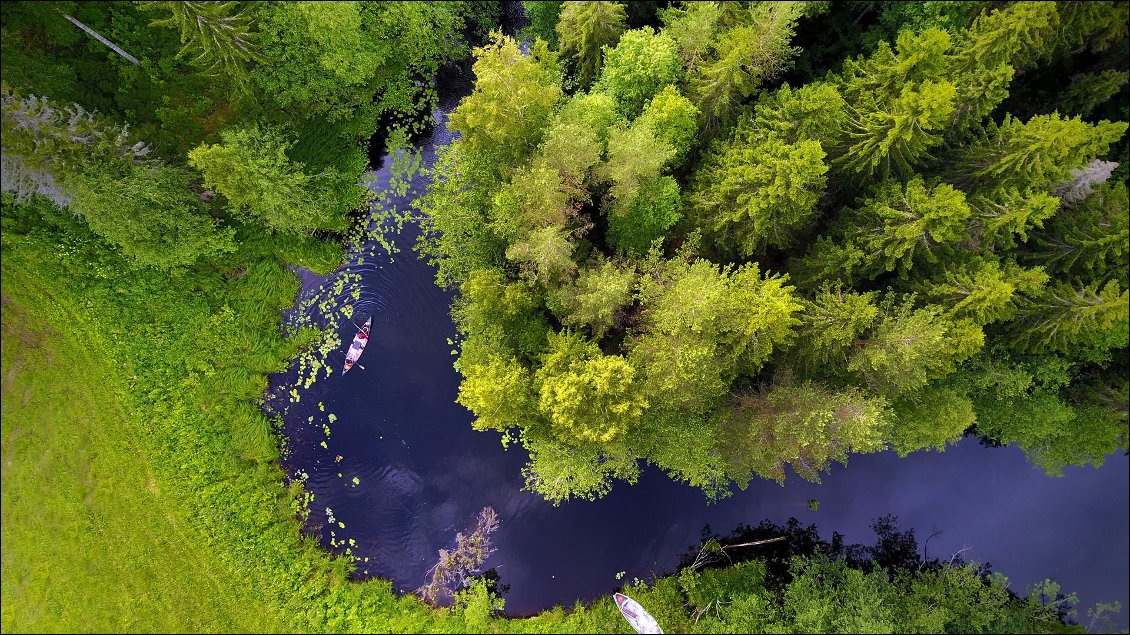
[343,317,371,374]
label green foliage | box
[637,85,700,165]
[248,1,464,124]
[914,257,1049,325]
[1059,69,1129,117]
[689,1,806,131]
[595,26,682,117]
[3,1,1127,629]
[555,90,624,146]
[955,113,1128,194]
[548,258,636,340]
[452,268,550,362]
[448,33,563,177]
[659,0,727,76]
[967,187,1060,252]
[505,225,578,285]
[606,175,681,256]
[556,0,627,89]
[852,177,972,277]
[138,1,260,84]
[456,354,536,434]
[68,160,236,268]
[719,379,891,485]
[1030,181,1129,281]
[599,118,675,204]
[752,81,847,147]
[794,176,972,284]
[957,350,1129,474]
[1,89,233,268]
[690,124,828,255]
[890,384,977,456]
[838,79,956,179]
[848,300,984,396]
[415,145,508,289]
[188,125,355,233]
[535,330,647,444]
[636,259,803,379]
[1007,279,1129,357]
[790,284,880,371]
[522,1,563,49]
[520,429,639,505]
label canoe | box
[613,592,663,634]
[343,317,372,374]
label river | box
[269,9,1130,628]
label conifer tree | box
[138,0,260,83]
[690,127,828,255]
[1,89,232,267]
[914,257,1049,325]
[556,0,627,89]
[846,177,972,278]
[718,379,890,484]
[1029,181,1129,280]
[1007,280,1129,356]
[688,1,806,132]
[953,113,1128,194]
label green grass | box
[0,279,287,633]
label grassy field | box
[0,275,287,633]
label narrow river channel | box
[269,7,1129,626]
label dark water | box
[270,15,1130,628]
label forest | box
[1,1,1127,633]
[426,0,1129,504]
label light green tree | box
[534,330,647,444]
[889,384,976,456]
[837,80,956,179]
[848,300,984,396]
[690,127,828,255]
[752,82,847,147]
[598,119,675,205]
[846,177,972,278]
[451,268,550,363]
[456,354,536,434]
[548,259,635,339]
[1030,182,1129,280]
[966,187,1059,252]
[955,113,1128,194]
[914,258,1048,325]
[505,225,578,285]
[1,89,233,268]
[636,85,699,165]
[690,1,805,131]
[448,34,563,177]
[595,26,682,117]
[1007,280,1129,356]
[789,284,880,371]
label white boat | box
[614,592,663,634]
[343,317,371,374]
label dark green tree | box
[556,0,627,89]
